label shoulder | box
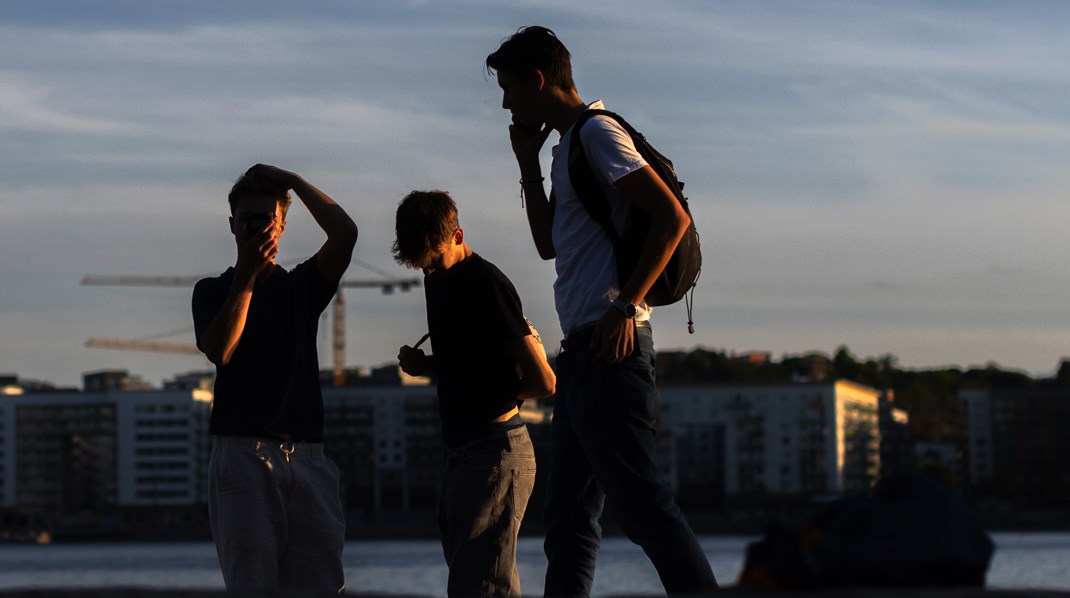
[577,110,631,145]
[193,269,232,296]
[575,110,642,166]
[471,254,516,288]
[291,256,331,284]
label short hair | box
[227,169,292,217]
[393,190,460,270]
[485,26,575,91]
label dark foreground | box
[1,589,1069,598]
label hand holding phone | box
[511,115,545,135]
[245,212,275,236]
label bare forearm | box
[619,210,688,305]
[199,281,254,366]
[511,335,556,400]
[522,181,555,259]
[517,367,556,400]
[510,122,556,260]
[613,167,690,305]
[292,177,358,243]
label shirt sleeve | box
[296,255,339,315]
[580,115,648,184]
[191,278,223,352]
[486,269,532,343]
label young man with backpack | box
[486,26,718,596]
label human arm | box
[508,333,556,400]
[196,223,280,366]
[248,164,358,283]
[508,121,556,259]
[589,165,690,363]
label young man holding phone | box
[192,164,358,593]
[486,27,719,596]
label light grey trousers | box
[208,436,346,594]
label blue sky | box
[2,1,1069,387]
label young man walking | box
[192,164,358,594]
[486,27,719,596]
[393,190,555,598]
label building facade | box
[959,386,1070,507]
[0,382,212,535]
[660,380,882,510]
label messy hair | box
[485,26,575,91]
[227,168,293,217]
[393,190,460,270]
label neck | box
[455,243,474,265]
[545,89,587,135]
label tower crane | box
[81,270,420,386]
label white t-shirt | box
[550,101,652,336]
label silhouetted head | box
[393,190,466,274]
[227,168,293,219]
[227,167,291,246]
[485,26,575,92]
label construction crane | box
[85,336,201,355]
[82,270,420,386]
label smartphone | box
[512,116,544,134]
[245,213,274,235]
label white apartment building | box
[660,380,882,500]
[0,388,212,511]
[115,390,213,505]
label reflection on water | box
[0,533,1067,595]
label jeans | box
[208,436,346,594]
[439,425,537,597]
[543,323,718,597]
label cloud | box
[0,76,132,134]
[3,1,1070,386]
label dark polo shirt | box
[192,257,336,441]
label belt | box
[214,435,325,459]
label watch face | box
[625,304,637,317]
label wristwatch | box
[610,299,638,319]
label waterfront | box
[0,533,1068,594]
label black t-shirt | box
[424,253,531,447]
[191,257,337,441]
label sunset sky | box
[2,1,1069,387]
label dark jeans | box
[543,323,718,597]
[439,425,537,598]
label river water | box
[0,533,1068,594]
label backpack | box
[568,109,701,333]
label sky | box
[2,0,1069,388]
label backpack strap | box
[567,109,632,284]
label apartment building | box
[322,382,442,513]
[660,380,882,509]
[0,374,212,528]
[959,386,1070,506]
